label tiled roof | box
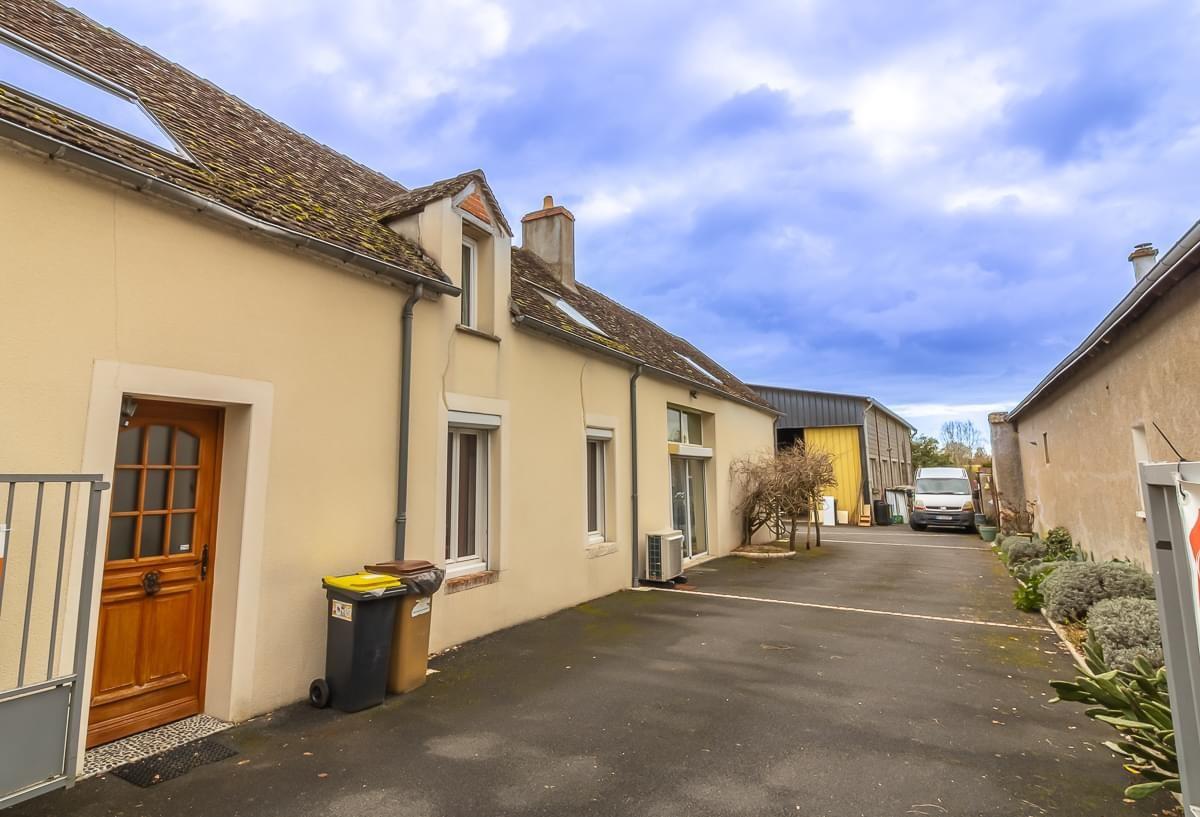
[510,248,774,411]
[376,169,512,237]
[0,0,450,286]
[1,2,772,413]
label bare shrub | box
[730,443,837,551]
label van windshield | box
[916,478,970,495]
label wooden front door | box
[88,400,222,747]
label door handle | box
[142,571,161,596]
[201,544,210,581]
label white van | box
[910,467,974,531]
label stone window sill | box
[585,542,618,559]
[444,569,499,594]
[455,324,501,343]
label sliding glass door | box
[670,455,708,559]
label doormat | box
[83,714,233,779]
[111,738,237,788]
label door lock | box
[142,570,161,596]
[201,544,210,581]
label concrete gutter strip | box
[1008,218,1200,420]
[1011,569,1088,670]
[1043,611,1088,671]
[0,118,461,297]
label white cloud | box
[892,402,1015,445]
[575,188,646,225]
[894,402,1013,418]
[943,183,1068,214]
[678,22,814,101]
[847,44,1017,163]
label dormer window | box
[460,237,477,328]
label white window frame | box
[460,236,478,328]
[585,430,610,544]
[1132,423,1150,517]
[445,426,489,575]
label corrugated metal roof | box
[750,386,867,429]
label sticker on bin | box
[331,600,353,622]
[411,597,431,617]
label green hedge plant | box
[1088,597,1163,671]
[1006,538,1047,565]
[1013,572,1047,612]
[1041,561,1155,623]
[1045,526,1073,557]
[1050,636,1177,800]
[1013,558,1063,583]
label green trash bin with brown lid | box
[363,559,445,693]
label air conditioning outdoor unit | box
[643,529,684,582]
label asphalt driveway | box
[10,527,1178,817]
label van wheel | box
[910,523,926,531]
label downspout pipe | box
[395,283,425,560]
[629,365,643,587]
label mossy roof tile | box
[0,0,448,285]
[510,247,772,410]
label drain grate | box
[111,737,238,788]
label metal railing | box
[0,475,107,810]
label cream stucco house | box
[0,0,776,770]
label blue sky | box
[69,0,1200,440]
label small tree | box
[783,443,837,550]
[730,452,783,544]
[911,434,953,469]
[940,420,983,467]
[731,443,837,550]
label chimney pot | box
[1128,242,1158,282]
[522,195,576,291]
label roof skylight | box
[0,31,187,156]
[542,293,608,337]
[675,352,722,383]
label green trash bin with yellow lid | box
[309,572,407,712]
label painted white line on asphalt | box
[818,538,989,551]
[647,587,1050,632]
[829,531,970,540]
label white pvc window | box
[460,237,478,328]
[445,427,488,570]
[666,407,703,445]
[586,436,607,543]
[1132,424,1150,515]
[0,31,187,156]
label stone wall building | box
[990,229,1200,566]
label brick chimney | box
[1129,243,1158,282]
[522,195,576,291]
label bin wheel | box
[309,678,331,709]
